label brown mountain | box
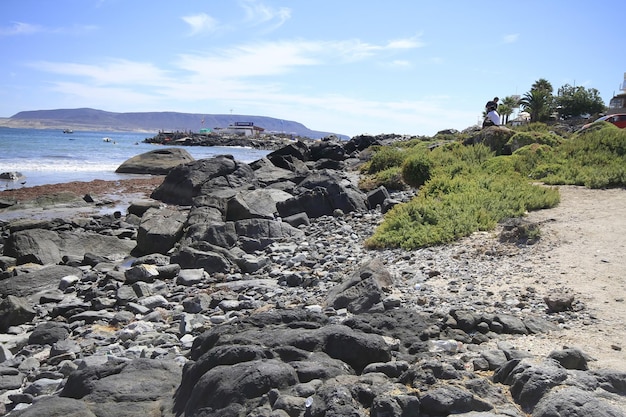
[4,108,346,139]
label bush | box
[529,123,626,188]
[365,170,559,249]
[401,151,433,187]
[507,131,563,153]
[359,167,406,191]
[366,146,406,174]
[512,122,550,132]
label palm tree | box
[531,78,553,95]
[520,90,551,122]
[498,96,520,125]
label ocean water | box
[0,128,271,189]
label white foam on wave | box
[0,161,119,172]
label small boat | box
[103,137,112,142]
[63,129,73,134]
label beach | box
[1,134,626,415]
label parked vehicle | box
[581,114,626,130]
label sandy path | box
[520,186,626,371]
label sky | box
[1,0,624,137]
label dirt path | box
[521,186,626,371]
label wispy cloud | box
[386,35,425,49]
[32,59,170,86]
[502,33,519,44]
[28,35,440,134]
[0,22,43,36]
[182,13,220,36]
[0,21,97,37]
[240,0,291,32]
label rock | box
[226,189,288,221]
[151,155,257,205]
[135,207,187,255]
[0,171,24,180]
[28,322,70,345]
[277,171,367,218]
[0,265,82,298]
[0,296,36,331]
[532,386,625,417]
[171,245,233,273]
[544,289,575,312]
[493,358,568,412]
[127,199,161,217]
[179,359,298,416]
[249,157,298,187]
[3,228,135,266]
[547,347,589,370]
[115,148,195,174]
[366,186,390,210]
[325,258,394,314]
[420,385,492,415]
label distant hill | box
[5,108,348,139]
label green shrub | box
[507,131,562,153]
[512,144,555,176]
[401,151,433,187]
[512,122,550,132]
[365,171,559,249]
[529,123,626,188]
[366,146,406,174]
[372,167,406,190]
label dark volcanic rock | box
[115,148,195,174]
[0,265,82,298]
[0,295,36,331]
[135,207,188,255]
[3,228,136,266]
[151,155,257,205]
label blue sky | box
[1,0,624,137]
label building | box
[608,73,626,115]
[214,122,265,138]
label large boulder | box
[0,295,36,331]
[326,258,394,314]
[151,155,258,205]
[225,189,292,221]
[249,157,298,187]
[0,265,83,298]
[277,171,368,218]
[3,228,136,265]
[115,148,195,174]
[135,207,188,255]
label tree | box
[499,95,520,125]
[520,79,555,122]
[556,84,606,119]
[531,78,553,95]
[520,89,552,122]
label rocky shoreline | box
[0,134,625,416]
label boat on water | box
[63,129,73,134]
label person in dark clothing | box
[483,96,500,127]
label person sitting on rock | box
[483,97,501,128]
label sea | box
[0,128,271,190]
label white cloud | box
[0,22,42,36]
[502,33,519,44]
[240,0,291,31]
[384,60,412,69]
[386,35,425,49]
[32,59,170,86]
[0,21,97,37]
[182,13,220,35]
